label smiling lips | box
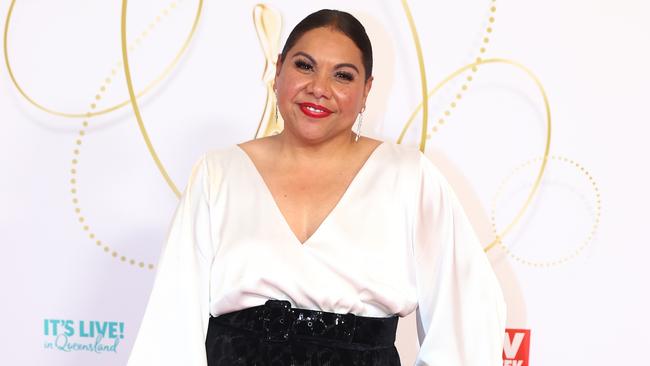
[298,102,333,118]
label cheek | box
[278,74,307,100]
[333,88,363,111]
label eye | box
[335,71,354,82]
[294,59,313,72]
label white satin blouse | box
[127,142,506,366]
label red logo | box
[503,329,530,366]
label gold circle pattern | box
[398,0,498,144]
[401,0,429,152]
[121,0,204,199]
[3,0,199,119]
[428,0,497,137]
[68,1,193,270]
[491,155,601,267]
[396,57,553,253]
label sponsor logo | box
[503,328,531,366]
[43,319,124,353]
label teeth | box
[305,105,324,113]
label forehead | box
[288,27,363,66]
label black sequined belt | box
[209,299,399,347]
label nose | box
[307,72,331,99]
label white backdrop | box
[1,0,649,365]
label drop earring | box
[355,108,365,142]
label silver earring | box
[355,110,364,142]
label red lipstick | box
[298,102,333,118]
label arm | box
[413,154,506,365]
[127,155,215,366]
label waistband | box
[209,299,399,347]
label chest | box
[211,164,418,309]
[257,165,361,244]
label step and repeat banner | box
[1,0,648,365]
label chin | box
[296,131,329,144]
[284,118,350,144]
[287,122,327,141]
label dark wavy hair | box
[280,9,373,81]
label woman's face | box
[274,27,373,144]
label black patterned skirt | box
[205,299,401,366]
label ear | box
[273,54,283,92]
[361,75,374,107]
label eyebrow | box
[292,51,360,74]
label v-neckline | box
[236,142,385,246]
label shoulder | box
[185,145,243,188]
[376,142,451,191]
[375,141,428,171]
[201,144,244,171]
[181,145,244,202]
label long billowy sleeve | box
[413,154,506,365]
[128,155,215,366]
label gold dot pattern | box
[428,0,497,138]
[69,1,184,270]
[490,156,601,267]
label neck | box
[274,130,358,164]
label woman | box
[128,9,506,366]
